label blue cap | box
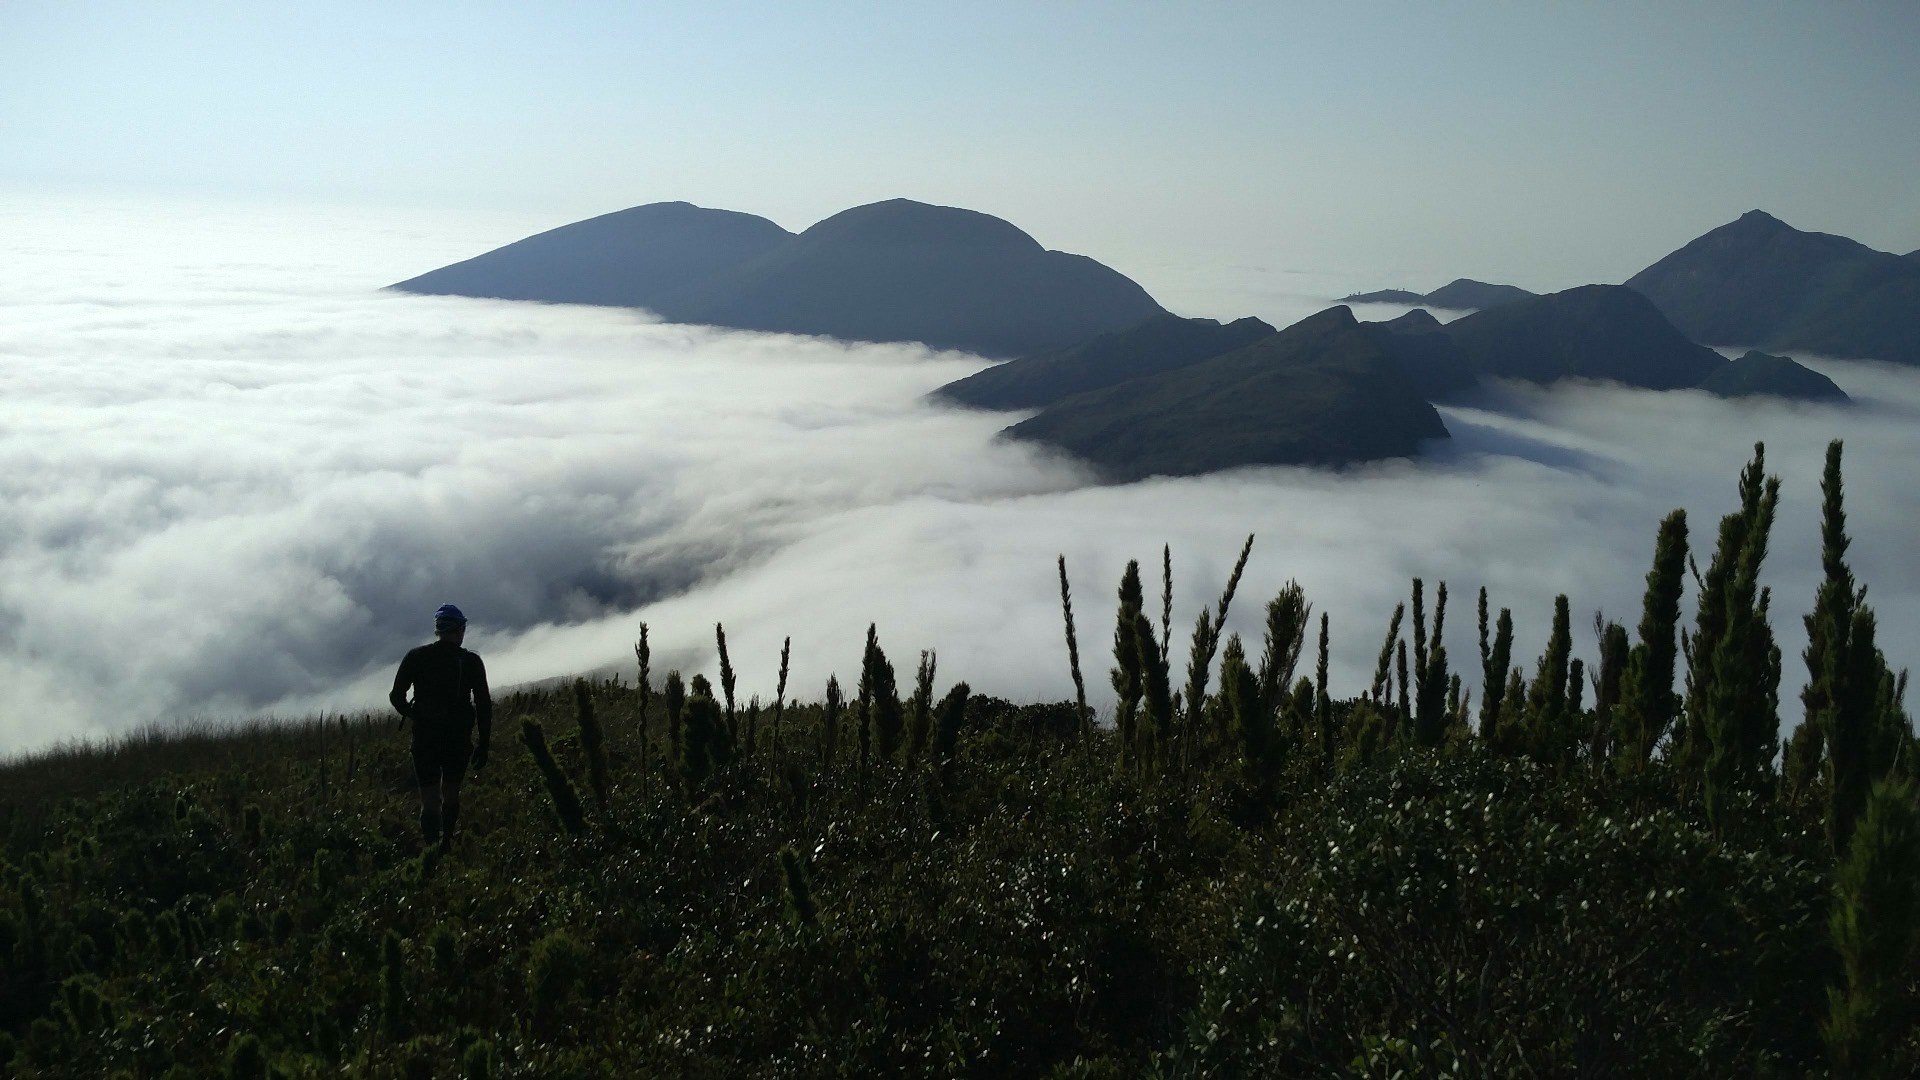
[433,603,467,627]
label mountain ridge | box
[1340,278,1536,310]
[1005,306,1449,480]
[392,198,1167,358]
[1698,351,1849,402]
[1624,210,1920,365]
[932,313,1276,411]
[391,202,792,309]
[1440,284,1728,390]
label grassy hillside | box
[1,444,1915,1078]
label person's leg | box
[418,784,442,844]
[412,738,443,844]
[440,776,463,846]
[438,735,472,847]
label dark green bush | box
[526,929,585,1036]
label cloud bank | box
[2,195,1914,757]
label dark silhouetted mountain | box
[1625,210,1920,365]
[1422,279,1537,310]
[1373,309,1444,333]
[1362,311,1479,399]
[1340,278,1536,310]
[647,199,1167,357]
[1005,307,1449,480]
[390,202,792,308]
[1441,285,1726,389]
[1907,250,1920,262]
[1340,288,1424,304]
[1697,351,1849,402]
[393,198,1167,358]
[932,313,1275,411]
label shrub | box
[461,1037,496,1080]
[520,719,586,834]
[380,930,407,1040]
[225,1033,267,1080]
[527,929,586,1036]
[778,843,817,928]
[1825,778,1920,1076]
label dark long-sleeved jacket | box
[390,640,493,752]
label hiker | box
[389,603,493,847]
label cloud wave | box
[2,194,1914,757]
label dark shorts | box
[411,720,473,787]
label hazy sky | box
[4,2,1918,300]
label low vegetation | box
[1,441,1914,1078]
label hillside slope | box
[932,313,1275,410]
[1625,210,1920,365]
[1340,278,1536,310]
[1006,306,1448,479]
[1441,284,1727,389]
[648,199,1168,357]
[1698,351,1849,402]
[1362,310,1479,399]
[389,202,792,308]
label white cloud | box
[1,194,1914,757]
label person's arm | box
[389,650,417,718]
[471,653,493,769]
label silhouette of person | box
[389,603,493,847]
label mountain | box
[390,202,792,308]
[1361,310,1479,399]
[1339,288,1424,304]
[1624,210,1920,365]
[1423,279,1538,309]
[646,199,1167,357]
[932,313,1274,410]
[1005,306,1449,480]
[1372,309,1443,333]
[395,199,1169,358]
[1697,351,1848,402]
[1340,279,1536,310]
[1441,284,1726,390]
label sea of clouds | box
[2,193,1915,757]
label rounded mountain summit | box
[390,199,1167,358]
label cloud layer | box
[2,195,1914,756]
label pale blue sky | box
[4,1,1917,294]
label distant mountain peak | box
[799,199,1043,252]
[1004,305,1449,480]
[1374,308,1442,334]
[1699,351,1848,402]
[1306,305,1359,329]
[1626,210,1920,364]
[1339,279,1534,311]
[931,311,1276,411]
[1440,283,1725,390]
[390,197,1164,357]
